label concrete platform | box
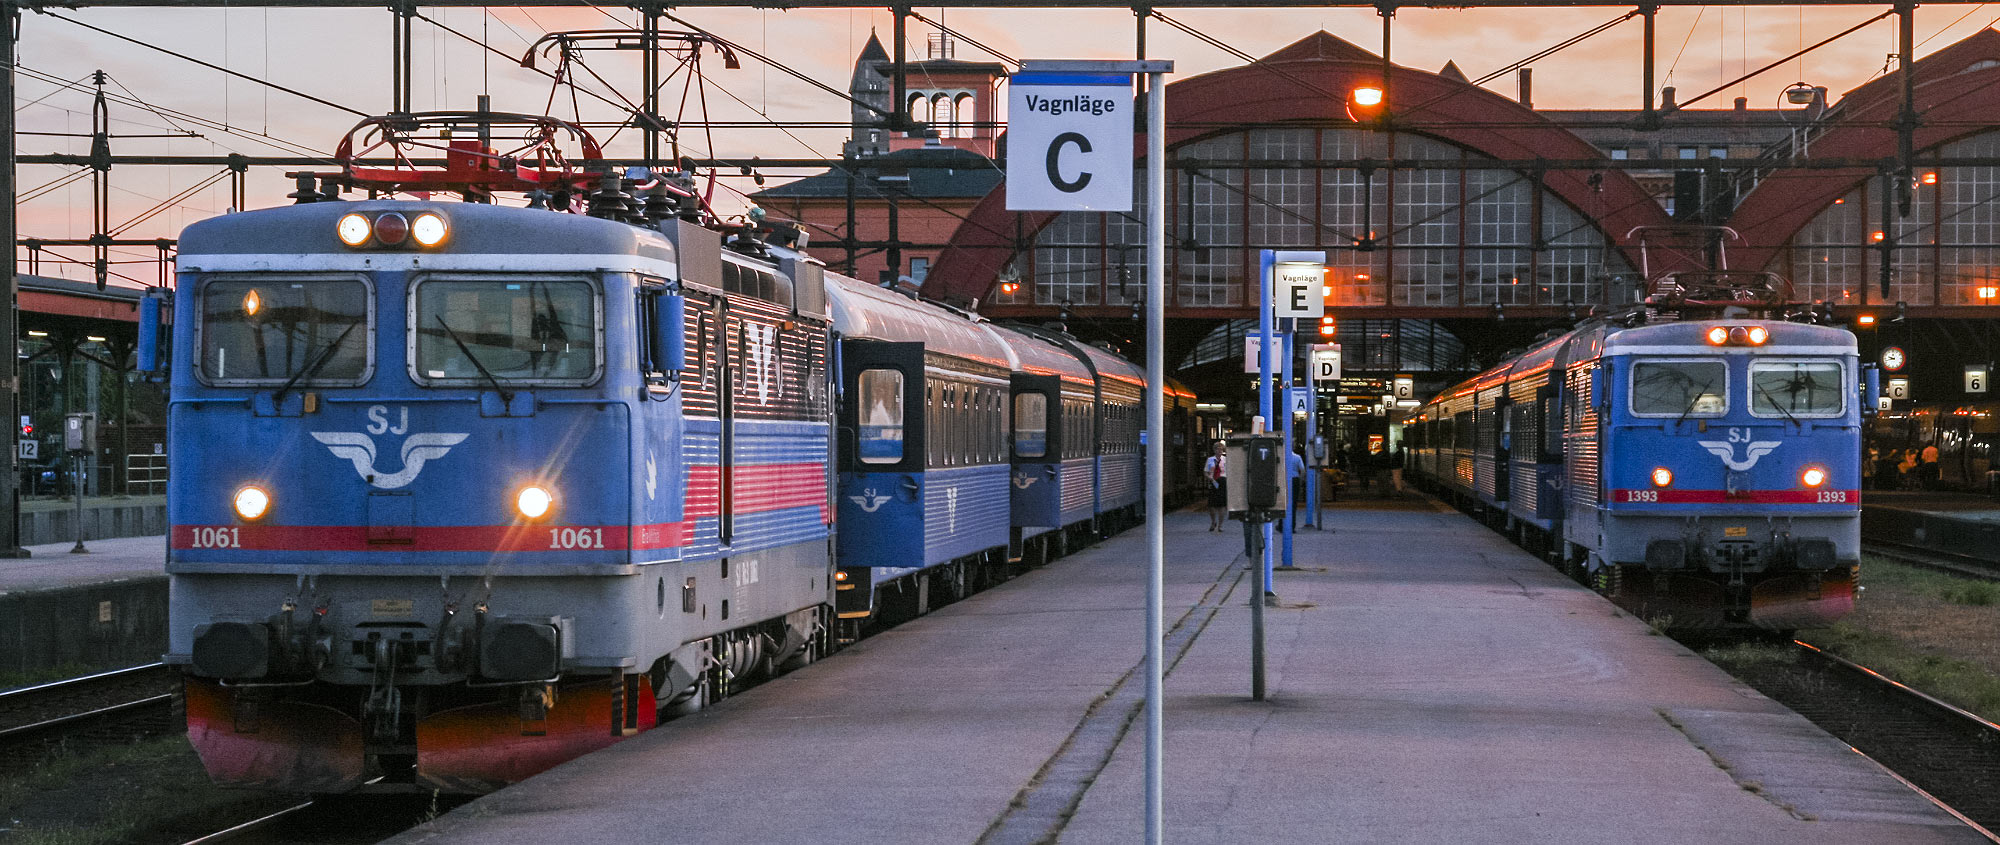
[0,535,166,677]
[0,534,165,596]
[388,497,1987,845]
[1863,491,2000,564]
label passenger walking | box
[1203,442,1228,532]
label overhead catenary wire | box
[905,10,1019,68]
[38,11,368,117]
[15,65,327,158]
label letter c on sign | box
[1046,132,1093,194]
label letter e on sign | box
[1006,71,1134,212]
[1273,262,1324,319]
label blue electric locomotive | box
[155,122,1175,792]
[1412,318,1868,630]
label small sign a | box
[1887,377,1911,400]
[1288,387,1313,416]
[1968,365,1990,394]
[1311,344,1342,382]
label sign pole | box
[1006,60,1170,840]
[1142,63,1170,845]
[1281,330,1295,568]
[1257,252,1276,603]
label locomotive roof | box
[1602,319,1856,354]
[177,200,681,277]
[825,273,1012,370]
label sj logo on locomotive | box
[312,406,468,489]
[1696,428,1782,472]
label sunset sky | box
[14,3,1999,286]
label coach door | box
[839,340,925,474]
[1010,373,1061,529]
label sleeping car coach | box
[156,114,1182,794]
[1410,316,1871,631]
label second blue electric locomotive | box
[1412,318,1868,630]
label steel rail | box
[176,802,317,845]
[1862,538,2000,582]
[1788,640,2000,842]
[0,693,174,745]
[0,661,165,702]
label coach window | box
[200,277,369,384]
[413,278,599,384]
[1629,360,1727,417]
[857,369,905,464]
[1750,361,1845,418]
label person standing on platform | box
[1921,442,1941,490]
[1287,445,1306,529]
[1390,444,1406,497]
[1203,442,1228,532]
[1874,446,1898,492]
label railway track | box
[1862,537,2000,581]
[1714,639,2000,836]
[0,662,179,762]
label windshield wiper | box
[1675,377,1716,426]
[435,315,514,403]
[1756,381,1800,425]
[272,320,359,407]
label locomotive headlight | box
[1746,325,1769,345]
[1650,467,1673,488]
[1706,326,1729,345]
[233,486,270,521]
[1801,466,1829,488]
[411,212,448,247]
[336,213,372,247]
[516,486,554,520]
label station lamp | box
[1346,85,1386,124]
[1979,286,1999,302]
[1857,314,1877,326]
[1319,315,1336,338]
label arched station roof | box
[1730,29,2000,274]
[923,31,1672,308]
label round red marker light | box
[374,212,410,245]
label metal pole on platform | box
[1142,66,1166,845]
[0,5,24,559]
[1257,254,1276,598]
[1281,331,1295,567]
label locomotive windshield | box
[1629,360,1727,417]
[1750,361,1845,418]
[412,278,598,384]
[199,278,369,384]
